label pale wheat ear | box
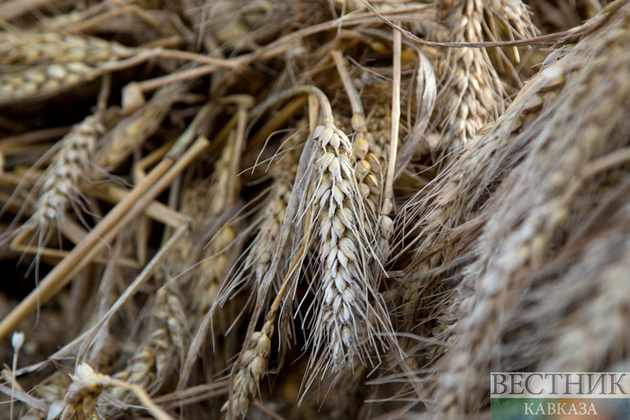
[0,29,134,106]
[0,30,133,67]
[0,113,105,281]
[54,363,172,420]
[219,128,303,311]
[3,82,186,263]
[92,82,188,173]
[225,212,311,420]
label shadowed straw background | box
[0,0,627,418]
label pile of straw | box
[0,0,628,418]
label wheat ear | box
[222,125,304,304]
[308,121,376,370]
[112,284,187,396]
[397,39,575,332]
[0,30,132,67]
[32,115,103,233]
[332,51,390,258]
[93,82,187,173]
[4,113,105,264]
[223,319,274,420]
[223,232,309,420]
[431,0,536,150]
[57,363,172,420]
[192,142,238,314]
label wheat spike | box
[0,30,132,67]
[5,113,106,260]
[57,364,107,420]
[357,105,394,256]
[397,36,575,334]
[223,319,273,420]
[191,143,238,314]
[332,50,391,262]
[52,363,172,420]
[31,115,103,233]
[0,28,136,105]
[308,122,375,370]
[337,109,392,261]
[432,0,537,150]
[249,169,294,290]
[112,284,187,396]
[0,61,105,106]
[239,136,301,298]
[538,222,630,372]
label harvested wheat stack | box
[5,0,626,419]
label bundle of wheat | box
[397,1,630,416]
